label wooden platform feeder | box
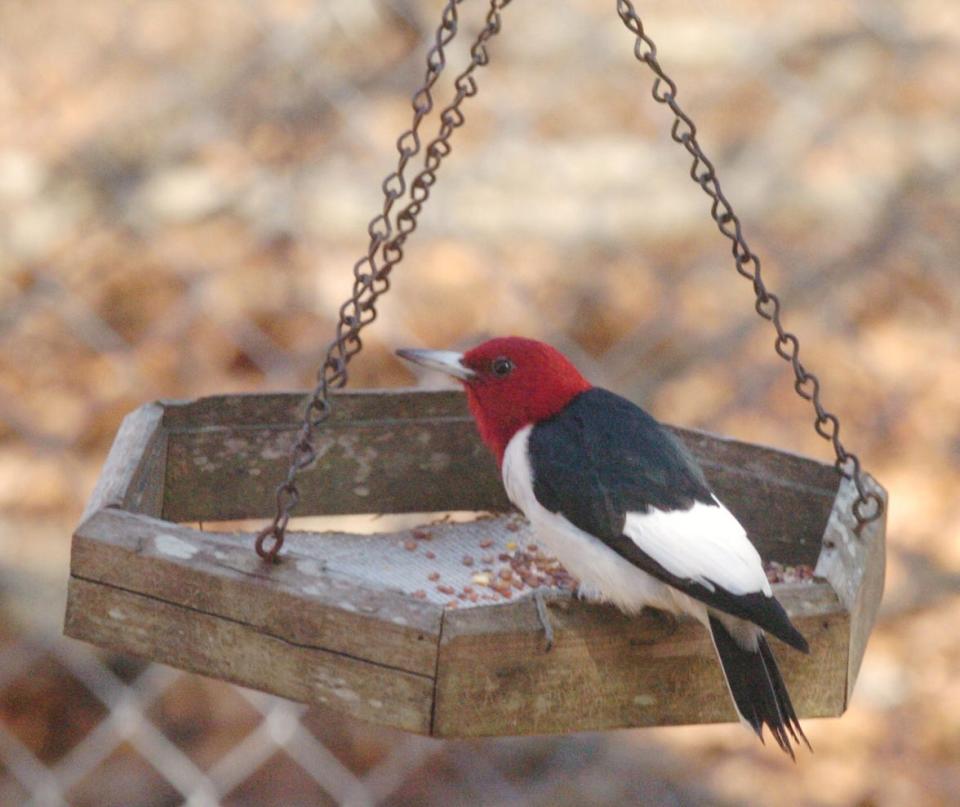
[64,389,886,737]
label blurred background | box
[1,0,958,804]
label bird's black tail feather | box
[708,614,811,760]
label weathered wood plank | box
[80,402,167,522]
[162,414,507,523]
[161,389,838,492]
[432,584,849,738]
[160,389,472,429]
[814,472,887,705]
[71,509,443,676]
[64,578,434,734]
[159,390,838,562]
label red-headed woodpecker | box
[398,336,811,758]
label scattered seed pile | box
[405,525,577,608]
[392,514,576,609]
[285,514,816,611]
[764,561,816,584]
[282,514,572,610]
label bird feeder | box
[65,0,887,738]
[66,389,884,736]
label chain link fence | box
[2,1,959,804]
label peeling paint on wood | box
[814,474,887,706]
[65,578,434,733]
[80,402,166,523]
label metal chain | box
[615,0,883,530]
[256,0,513,561]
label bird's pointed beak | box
[396,348,476,381]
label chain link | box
[256,0,513,561]
[256,0,881,560]
[615,0,883,530]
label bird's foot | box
[533,583,606,652]
[533,589,555,653]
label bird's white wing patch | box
[623,501,771,596]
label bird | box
[397,335,811,758]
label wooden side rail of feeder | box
[64,390,886,737]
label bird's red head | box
[398,337,592,464]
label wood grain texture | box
[71,508,443,676]
[79,402,167,523]
[431,585,849,737]
[161,388,471,429]
[65,577,434,734]
[162,390,507,522]
[814,472,888,706]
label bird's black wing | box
[528,388,713,536]
[528,388,807,652]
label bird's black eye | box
[491,356,514,377]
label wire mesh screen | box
[2,0,959,804]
